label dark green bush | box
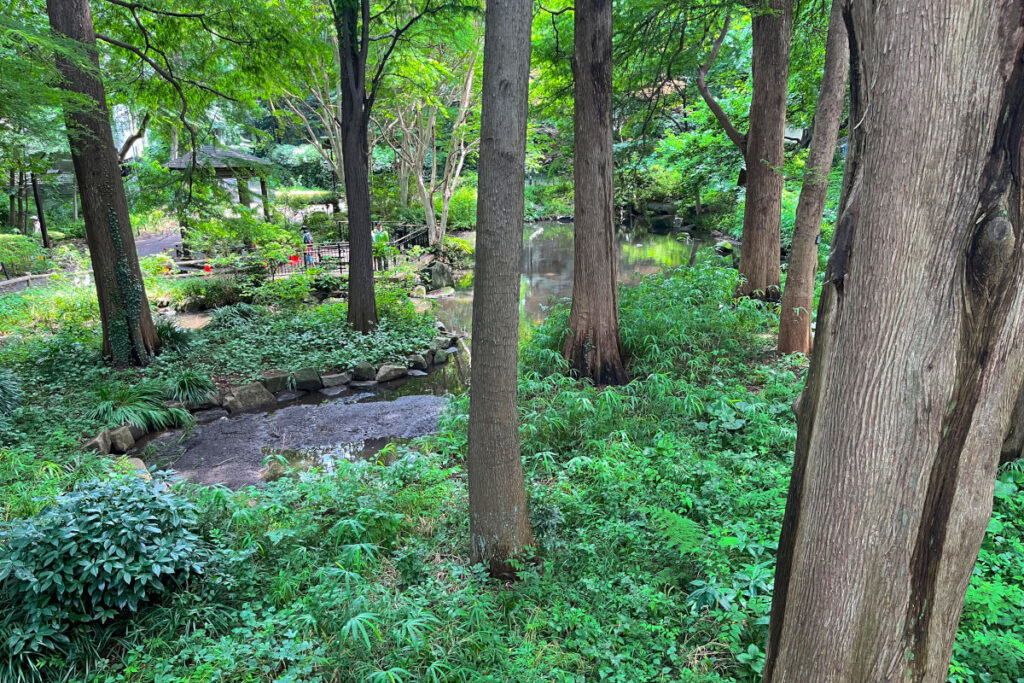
[155,317,193,351]
[87,380,191,431]
[0,476,209,678]
[166,369,217,407]
[174,276,243,310]
[0,368,22,417]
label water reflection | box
[434,222,696,335]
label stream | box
[149,224,692,488]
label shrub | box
[174,276,243,310]
[440,183,478,229]
[0,368,22,416]
[155,317,193,351]
[0,476,209,678]
[209,302,267,329]
[87,380,192,431]
[0,234,49,275]
[248,273,314,309]
[166,369,217,407]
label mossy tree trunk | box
[563,0,629,386]
[764,1,1024,680]
[46,0,159,366]
[467,0,535,579]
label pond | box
[432,222,698,335]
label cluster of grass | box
[2,261,1022,681]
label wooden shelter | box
[165,145,273,220]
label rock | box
[321,372,351,387]
[261,371,290,393]
[408,369,429,377]
[156,297,170,308]
[224,382,276,414]
[408,354,429,371]
[352,361,376,381]
[435,320,447,332]
[425,287,455,299]
[376,364,409,383]
[108,425,136,454]
[421,349,435,366]
[275,390,307,403]
[195,407,229,424]
[124,457,152,482]
[128,423,146,441]
[83,430,111,455]
[433,350,449,365]
[420,260,455,289]
[714,240,734,255]
[319,385,348,397]
[350,380,379,389]
[445,334,461,347]
[292,367,322,391]
[324,297,346,306]
[410,285,427,298]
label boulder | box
[83,430,111,455]
[350,380,378,389]
[435,320,447,332]
[714,240,735,255]
[410,285,427,298]
[408,354,429,371]
[352,361,376,381]
[321,372,351,387]
[195,407,229,424]
[292,367,322,391]
[376,364,409,383]
[124,457,152,482]
[433,349,450,365]
[425,287,455,299]
[421,349,435,366]
[420,260,455,289]
[261,370,290,393]
[224,382,276,414]
[108,425,136,454]
[156,297,171,308]
[128,423,147,441]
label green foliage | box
[440,183,478,229]
[246,272,315,309]
[0,234,49,275]
[174,276,243,311]
[0,476,209,679]
[0,367,23,417]
[525,181,573,221]
[87,381,191,432]
[166,369,217,408]
[154,317,193,352]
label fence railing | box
[265,227,428,278]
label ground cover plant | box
[2,262,1019,681]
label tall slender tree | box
[697,1,793,299]
[563,0,629,385]
[764,1,1024,680]
[466,0,535,578]
[46,0,159,365]
[777,0,848,354]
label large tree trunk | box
[467,0,535,579]
[763,2,1024,681]
[737,0,793,299]
[31,172,51,249]
[337,2,378,333]
[563,0,628,385]
[46,0,159,366]
[777,0,848,355]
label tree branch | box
[696,14,747,154]
[118,111,150,161]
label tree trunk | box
[237,175,252,209]
[169,126,179,160]
[398,155,411,207]
[563,0,628,385]
[467,0,535,579]
[260,176,271,222]
[17,170,26,235]
[777,0,847,355]
[336,2,378,333]
[737,0,793,299]
[7,170,14,229]
[72,177,78,221]
[31,172,51,249]
[764,2,1024,681]
[46,0,159,366]
[416,175,439,245]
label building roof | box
[165,145,272,176]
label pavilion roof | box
[165,145,272,176]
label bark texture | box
[46,0,159,366]
[738,0,792,299]
[777,0,848,354]
[563,0,628,385]
[764,2,1024,681]
[466,0,535,579]
[335,0,378,332]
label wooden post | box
[31,173,51,248]
[259,176,271,222]
[237,174,251,209]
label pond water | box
[433,222,698,335]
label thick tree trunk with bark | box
[31,173,51,249]
[777,0,847,354]
[336,2,378,332]
[467,0,535,579]
[46,0,159,366]
[563,0,628,385]
[738,0,792,299]
[764,2,1024,681]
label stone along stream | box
[148,223,690,488]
